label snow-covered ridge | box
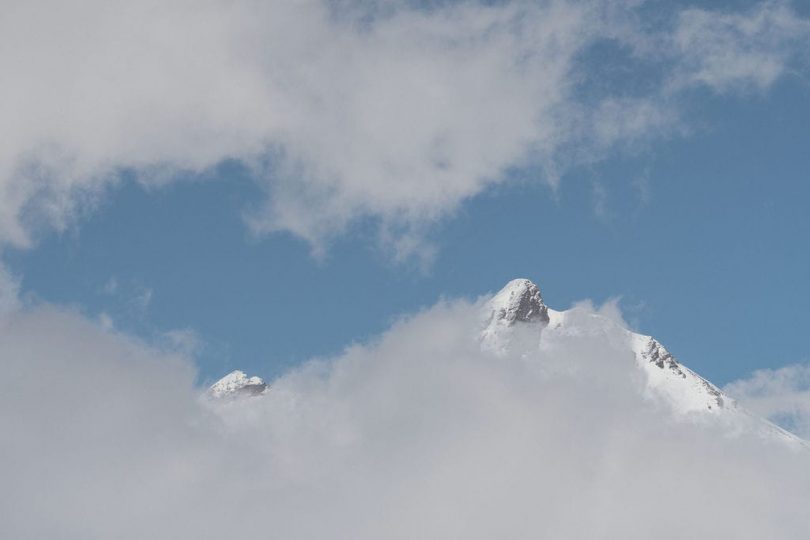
[209,278,805,447]
[632,333,726,413]
[209,370,267,398]
[485,280,805,446]
[482,281,730,415]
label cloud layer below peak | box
[2,296,810,538]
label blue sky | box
[8,66,809,387]
[1,0,809,389]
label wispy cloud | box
[97,276,154,319]
[161,327,203,356]
[669,1,810,94]
[725,363,810,438]
[101,277,118,296]
[0,1,807,260]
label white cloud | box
[0,264,20,318]
[669,1,810,93]
[161,327,204,356]
[2,298,810,538]
[725,363,810,439]
[0,1,807,258]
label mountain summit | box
[209,370,267,398]
[482,279,728,413]
[480,278,549,354]
[488,278,549,325]
[209,278,803,447]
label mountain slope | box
[210,278,804,447]
[481,279,803,446]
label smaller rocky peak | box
[488,278,549,325]
[209,370,267,399]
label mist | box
[2,298,809,538]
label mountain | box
[209,278,803,446]
[481,278,727,414]
[209,370,267,398]
[481,279,803,446]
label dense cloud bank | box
[1,0,808,258]
[2,299,809,538]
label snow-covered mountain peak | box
[488,278,549,325]
[480,279,549,356]
[208,279,805,447]
[209,370,267,398]
[480,279,805,446]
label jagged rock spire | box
[488,278,549,325]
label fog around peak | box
[2,296,809,538]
